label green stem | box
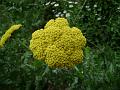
[42,66,49,77]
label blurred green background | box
[0,0,120,90]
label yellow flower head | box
[30,18,86,68]
[44,18,69,29]
[0,24,22,48]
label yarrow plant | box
[29,18,86,68]
[0,24,22,48]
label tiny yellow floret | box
[0,24,22,48]
[29,18,86,68]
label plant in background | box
[29,18,86,68]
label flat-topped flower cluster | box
[30,18,86,68]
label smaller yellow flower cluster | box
[30,18,86,68]
[0,24,22,48]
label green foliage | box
[83,46,120,90]
[0,0,120,90]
